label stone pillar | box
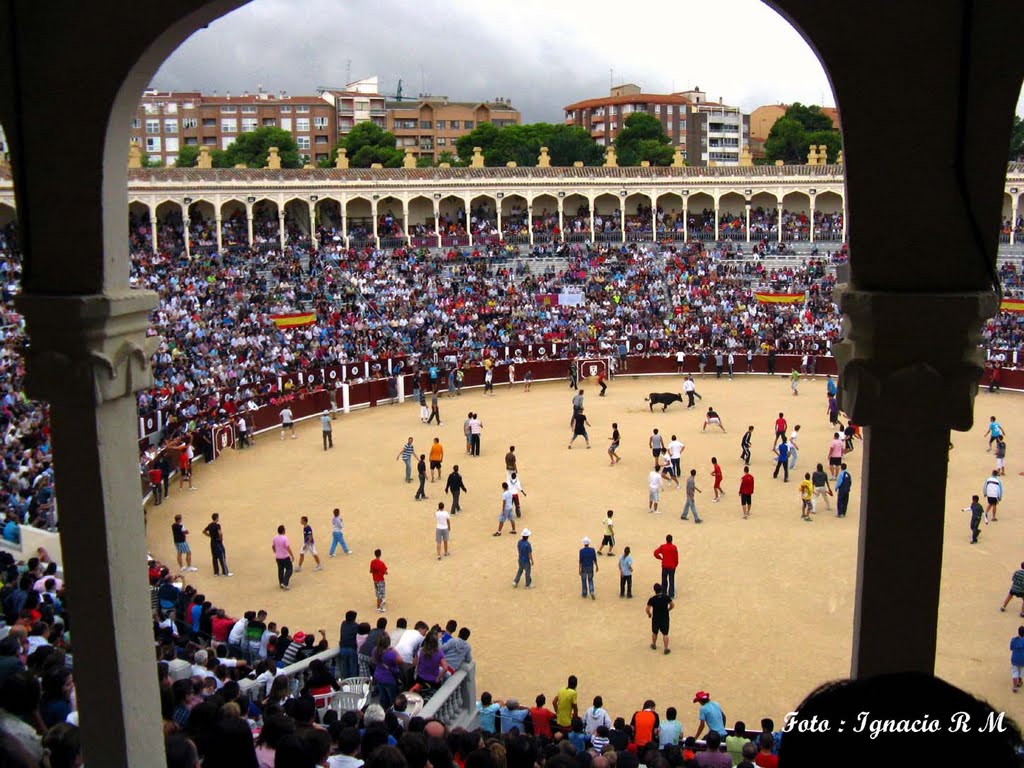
[197,146,212,169]
[402,198,411,247]
[127,144,142,168]
[465,199,473,247]
[842,200,849,243]
[776,202,783,243]
[833,288,997,676]
[682,194,689,243]
[15,291,162,767]
[470,147,484,168]
[308,203,317,250]
[714,202,720,241]
[809,195,816,244]
[266,146,281,169]
[215,216,223,252]
[151,205,159,255]
[589,198,595,242]
[245,204,254,246]
[650,197,657,242]
[671,147,685,168]
[341,202,349,248]
[619,197,626,244]
[433,201,441,249]
[745,202,751,244]
[807,145,819,165]
[604,147,618,168]
[403,148,416,169]
[528,204,534,246]
[1012,195,1020,246]
[371,204,379,249]
[496,200,503,240]
[182,203,191,260]
[278,209,286,251]
[537,146,551,167]
[556,198,564,243]
[335,149,349,169]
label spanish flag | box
[754,292,805,304]
[1000,298,1024,313]
[270,312,317,328]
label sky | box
[153,0,1024,124]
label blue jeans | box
[378,681,398,710]
[330,530,350,555]
[515,561,532,587]
[339,647,358,680]
[580,569,595,596]
[403,456,412,482]
[681,498,701,522]
[788,446,798,469]
[662,567,676,598]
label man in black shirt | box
[202,513,232,577]
[171,514,197,573]
[445,465,467,515]
[339,609,360,679]
[646,583,675,655]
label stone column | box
[556,198,564,243]
[341,201,349,248]
[714,202,720,241]
[842,199,849,243]
[150,205,159,255]
[496,199,503,240]
[402,198,411,247]
[433,201,441,249]
[1012,194,1020,246]
[182,203,191,260]
[833,288,997,676]
[650,197,657,242]
[372,204,379,249]
[745,202,751,244]
[528,204,535,246]
[246,204,254,246]
[619,197,626,244]
[809,195,816,244]
[15,290,162,767]
[308,203,317,250]
[589,198,595,243]
[682,194,689,243]
[278,209,286,252]
[465,199,473,247]
[216,216,223,252]
[776,202,783,244]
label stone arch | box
[407,195,437,247]
[749,191,779,241]
[623,192,652,241]
[127,200,152,252]
[686,192,715,241]
[0,203,16,230]
[219,198,248,248]
[154,199,185,254]
[315,197,342,234]
[718,191,747,242]
[438,195,469,246]
[345,197,374,247]
[251,198,280,251]
[469,194,497,243]
[781,191,811,241]
[375,195,404,247]
[283,198,311,248]
[593,192,622,241]
[655,193,684,241]
[814,190,844,242]
[500,193,529,243]
[530,193,559,243]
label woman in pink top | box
[827,432,845,480]
[272,525,294,590]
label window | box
[145,136,161,152]
[436,120,446,130]
[654,105,661,115]
[394,119,417,130]
[314,116,328,129]
[419,121,432,129]
[165,103,178,114]
[401,137,417,146]
[203,136,217,145]
[165,137,180,152]
[144,103,158,115]
[296,136,311,150]
[182,101,196,110]
[296,105,310,113]
[182,118,198,130]
[221,118,237,133]
[184,137,198,145]
[164,119,178,133]
[437,137,447,146]
[221,137,233,150]
[464,121,474,129]
[165,155,177,164]
[280,106,292,113]
[202,118,216,127]
[354,100,368,111]
[281,118,292,131]
[667,121,674,131]
[220,106,236,113]
[315,135,329,144]
[241,118,258,132]
[296,118,310,132]
[420,139,433,150]
[241,106,257,114]
[262,118,277,127]
[147,154,162,164]
[145,119,160,134]
[131,118,141,129]
[450,120,460,129]
[315,153,329,162]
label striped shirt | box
[401,444,414,460]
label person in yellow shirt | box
[554,676,579,732]
[429,438,444,483]
[799,473,814,521]
[597,510,615,556]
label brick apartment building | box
[386,96,521,162]
[317,77,388,140]
[129,88,338,166]
[564,84,750,166]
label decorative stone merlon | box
[537,147,551,167]
[197,146,212,169]
[438,162,451,168]
[832,287,999,431]
[334,149,349,169]
[128,144,142,168]
[470,147,484,168]
[266,147,282,169]
[233,163,247,169]
[739,148,753,167]
[15,291,161,404]
[671,147,685,168]
[818,144,828,163]
[403,147,416,169]
[807,145,819,165]
[506,161,517,168]
[640,160,650,168]
[837,150,844,165]
[370,163,383,169]
[573,161,584,168]
[604,147,617,168]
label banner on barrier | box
[139,411,163,440]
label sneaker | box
[282,584,290,590]
[329,553,336,558]
[295,567,303,573]
[694,519,703,524]
[513,582,518,588]
[345,551,352,555]
[650,643,657,650]
[187,566,198,571]
[525,584,534,589]
[590,593,596,600]
[224,572,234,577]
[314,565,323,571]
[664,648,671,655]
[438,555,442,561]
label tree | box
[329,122,404,168]
[454,123,502,164]
[453,122,601,167]
[175,145,201,168]
[543,125,604,167]
[614,113,674,166]
[140,153,164,168]
[415,156,433,168]
[783,102,834,133]
[220,127,302,168]
[1011,115,1024,161]
[763,104,843,165]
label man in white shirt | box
[394,620,428,664]
[683,375,700,409]
[495,482,516,536]
[788,425,801,469]
[649,466,664,514]
[667,436,685,483]
[984,471,1004,522]
[435,502,451,560]
[279,407,296,439]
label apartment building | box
[318,77,388,140]
[129,89,337,166]
[386,96,521,162]
[564,84,749,166]
[749,103,840,157]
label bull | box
[645,393,684,412]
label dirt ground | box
[145,373,1024,729]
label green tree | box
[543,125,604,167]
[784,102,834,133]
[140,153,164,168]
[454,122,502,164]
[220,127,302,168]
[614,113,673,166]
[1011,114,1024,161]
[175,145,201,168]
[328,122,404,168]
[764,104,843,165]
[415,156,433,168]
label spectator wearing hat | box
[513,529,533,588]
[579,537,598,599]
[499,698,529,734]
[692,691,727,740]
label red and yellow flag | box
[270,312,316,328]
[1000,298,1024,313]
[754,292,804,304]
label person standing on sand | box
[608,423,621,465]
[513,529,533,588]
[647,583,674,655]
[445,465,467,515]
[739,466,754,519]
[272,524,295,590]
[681,470,702,524]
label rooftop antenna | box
[346,58,352,85]
[609,68,613,89]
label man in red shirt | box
[528,693,557,738]
[597,370,608,397]
[210,608,235,644]
[773,413,787,448]
[370,549,388,613]
[653,535,679,599]
[147,465,163,505]
[740,466,755,519]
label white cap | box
[582,536,591,545]
[521,529,531,537]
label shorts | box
[707,417,720,425]
[649,490,660,503]
[435,529,449,543]
[302,543,317,555]
[430,460,442,470]
[829,457,842,466]
[609,442,619,452]
[374,581,386,600]
[740,493,752,505]
[282,422,293,430]
[1010,589,1024,598]
[801,500,812,513]
[175,542,191,554]
[997,458,1005,469]
[987,497,999,506]
[500,508,515,523]
[601,535,614,547]
[652,619,669,636]
[1013,665,1022,680]
[652,449,661,459]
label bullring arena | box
[144,367,1024,724]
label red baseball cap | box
[693,691,710,703]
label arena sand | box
[145,374,1024,728]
